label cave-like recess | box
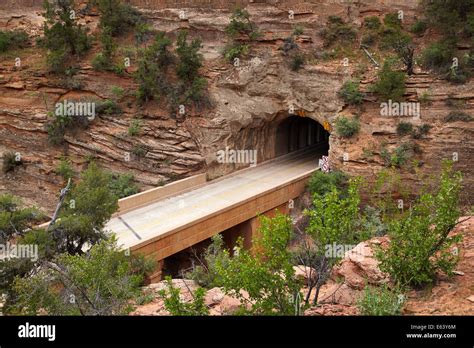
[275,116,329,157]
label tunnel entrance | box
[275,116,329,157]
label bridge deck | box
[107,149,321,251]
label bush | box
[290,53,305,71]
[307,170,349,198]
[412,124,431,139]
[55,157,74,181]
[320,17,357,47]
[371,60,406,101]
[384,12,402,29]
[293,24,304,36]
[96,0,143,36]
[338,80,364,105]
[381,142,415,168]
[361,33,377,47]
[128,118,142,136]
[357,284,404,315]
[335,116,360,138]
[0,30,29,52]
[107,172,139,198]
[41,0,90,73]
[2,152,22,173]
[96,99,121,116]
[444,111,473,122]
[376,162,462,287]
[46,111,90,146]
[225,8,260,41]
[364,16,381,30]
[187,234,230,288]
[222,42,249,62]
[132,144,148,158]
[410,20,427,35]
[396,122,413,136]
[158,276,209,316]
[421,41,455,72]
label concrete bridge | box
[107,146,324,282]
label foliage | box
[338,80,364,105]
[0,30,29,52]
[95,0,143,36]
[381,142,416,168]
[55,157,74,181]
[411,124,431,139]
[12,238,146,315]
[41,0,90,73]
[223,42,249,62]
[410,20,427,35]
[383,12,402,29]
[304,179,370,304]
[396,122,413,136]
[107,172,139,199]
[293,24,304,36]
[320,16,357,47]
[176,31,203,82]
[131,144,148,159]
[0,194,43,244]
[128,118,142,136]
[158,276,209,316]
[213,214,303,315]
[290,53,305,71]
[421,40,455,72]
[135,32,173,103]
[225,8,260,41]
[49,162,119,255]
[187,234,230,288]
[376,162,463,287]
[96,99,121,116]
[357,284,404,315]
[2,151,23,174]
[363,16,381,30]
[307,170,348,198]
[46,111,90,145]
[444,111,473,122]
[92,26,116,72]
[335,116,360,138]
[371,59,406,101]
[422,0,474,39]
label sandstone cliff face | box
[0,0,472,214]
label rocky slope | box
[0,0,473,215]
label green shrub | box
[107,172,139,198]
[41,0,90,73]
[371,60,406,101]
[396,122,413,136]
[225,8,260,41]
[128,119,142,136]
[364,16,381,30]
[357,284,404,316]
[158,276,209,316]
[320,17,357,47]
[293,24,304,36]
[307,170,349,198]
[96,0,143,36]
[421,41,455,72]
[222,42,249,62]
[444,111,473,122]
[96,99,121,116]
[412,124,431,139]
[2,152,22,173]
[361,33,377,47]
[131,144,148,159]
[376,162,462,287]
[46,112,90,145]
[290,53,305,71]
[187,234,230,288]
[111,86,124,99]
[338,80,364,105]
[381,142,415,168]
[176,30,203,83]
[55,157,74,181]
[335,116,360,138]
[410,20,427,35]
[384,12,402,29]
[0,30,29,52]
